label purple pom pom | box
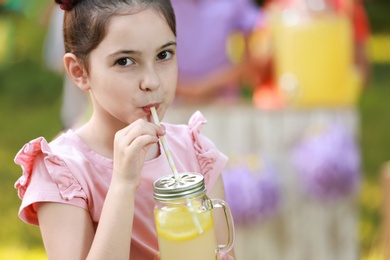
[292,123,361,201]
[223,160,280,225]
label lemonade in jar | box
[153,172,235,260]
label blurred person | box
[43,3,89,129]
[165,0,261,108]
[14,0,235,259]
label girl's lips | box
[142,104,159,114]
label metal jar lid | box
[153,172,206,201]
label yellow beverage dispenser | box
[271,0,361,107]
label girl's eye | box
[116,58,133,66]
[157,50,173,61]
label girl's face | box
[87,8,178,126]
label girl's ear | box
[63,53,90,91]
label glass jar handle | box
[211,198,235,255]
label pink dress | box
[14,112,228,259]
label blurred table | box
[164,104,360,260]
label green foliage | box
[358,63,390,254]
[359,64,390,182]
[365,2,390,34]
[0,61,63,106]
[0,66,62,250]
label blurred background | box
[0,0,389,259]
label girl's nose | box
[139,65,160,92]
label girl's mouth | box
[142,103,159,114]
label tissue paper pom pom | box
[223,160,280,225]
[292,123,361,201]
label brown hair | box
[56,0,176,73]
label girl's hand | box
[112,119,165,188]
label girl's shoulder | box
[163,111,228,184]
[163,111,211,149]
[13,131,84,178]
[14,130,111,201]
[14,130,94,225]
[20,130,113,179]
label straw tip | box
[150,107,160,125]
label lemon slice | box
[155,208,214,242]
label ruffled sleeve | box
[14,137,87,225]
[188,111,228,190]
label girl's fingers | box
[112,119,164,180]
[118,119,165,142]
[125,134,159,153]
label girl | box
[14,0,233,259]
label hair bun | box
[55,0,78,11]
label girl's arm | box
[37,119,164,259]
[37,182,137,260]
[37,203,95,260]
[208,175,236,259]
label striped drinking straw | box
[150,107,179,181]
